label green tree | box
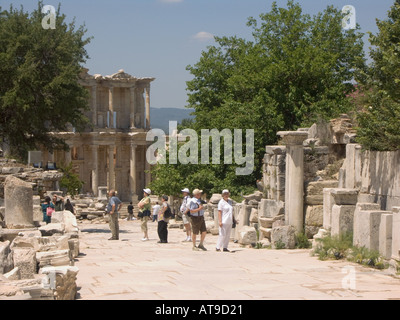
[0,1,92,160]
[356,0,400,151]
[151,1,365,197]
[59,162,84,197]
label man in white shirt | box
[180,188,192,242]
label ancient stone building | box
[40,69,155,202]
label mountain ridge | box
[150,107,195,132]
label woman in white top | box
[216,189,235,252]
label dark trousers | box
[158,220,168,243]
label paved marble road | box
[74,219,400,300]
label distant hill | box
[150,107,195,133]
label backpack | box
[164,204,172,219]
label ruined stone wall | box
[342,144,400,210]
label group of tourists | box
[105,186,237,252]
[41,194,74,224]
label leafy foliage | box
[59,162,84,197]
[0,1,92,160]
[355,0,400,151]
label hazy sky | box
[1,0,396,109]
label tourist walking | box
[180,188,192,242]
[216,189,235,252]
[189,189,207,251]
[157,195,172,243]
[152,202,161,222]
[127,202,134,221]
[41,196,54,224]
[106,190,122,240]
[138,188,152,241]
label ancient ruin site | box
[1,0,400,304]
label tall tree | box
[151,1,366,197]
[0,1,92,159]
[356,0,400,151]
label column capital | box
[277,131,308,146]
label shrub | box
[295,232,312,249]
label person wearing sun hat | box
[189,189,207,251]
[138,188,152,241]
[180,188,192,242]
[216,189,235,252]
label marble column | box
[108,87,114,129]
[92,85,98,127]
[108,144,115,191]
[130,143,137,198]
[91,145,99,197]
[65,147,72,165]
[277,131,308,232]
[145,85,151,129]
[145,145,151,187]
[130,86,136,129]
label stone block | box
[331,205,356,237]
[305,195,323,205]
[392,207,400,261]
[238,205,252,228]
[68,239,79,258]
[323,188,359,230]
[1,167,23,174]
[353,210,391,251]
[243,191,263,202]
[12,248,36,280]
[307,181,338,196]
[10,235,40,251]
[40,266,79,300]
[249,208,258,223]
[209,194,222,204]
[39,223,65,236]
[259,217,273,229]
[258,199,284,218]
[330,188,359,205]
[271,225,296,249]
[323,188,336,230]
[379,214,393,260]
[36,249,72,268]
[33,205,42,222]
[4,176,34,229]
[3,267,20,280]
[259,227,272,240]
[238,226,257,245]
[305,205,323,227]
[305,225,320,239]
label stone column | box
[91,145,99,197]
[4,176,34,229]
[108,87,114,129]
[130,86,136,129]
[277,131,308,232]
[108,144,115,191]
[145,145,151,187]
[145,85,151,129]
[92,85,98,127]
[130,143,137,199]
[65,146,72,165]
